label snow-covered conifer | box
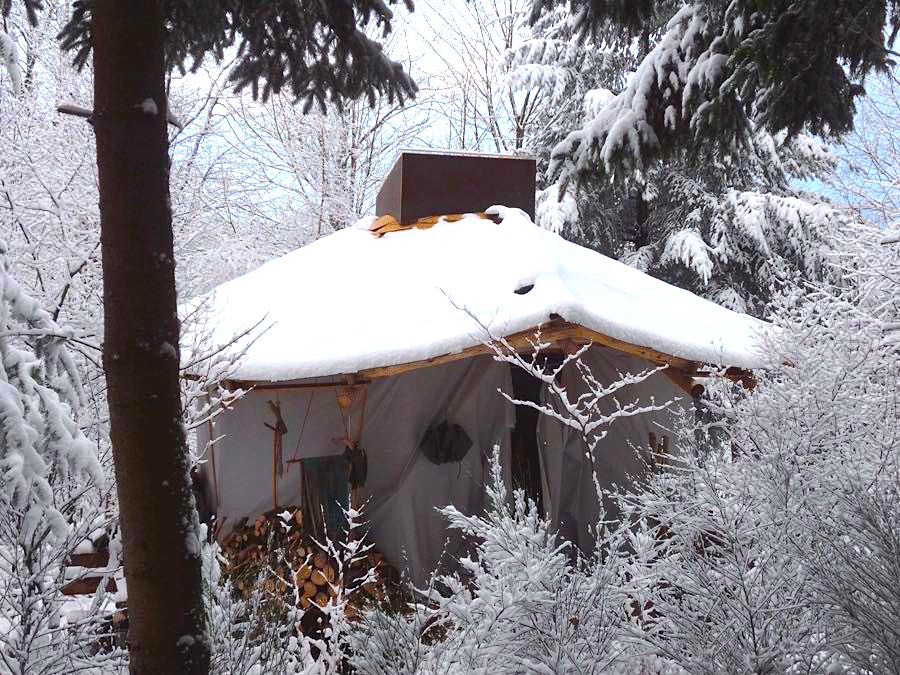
[617,220,899,672]
[517,3,851,315]
[534,0,900,177]
[0,239,103,535]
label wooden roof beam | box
[353,319,704,387]
[217,319,754,395]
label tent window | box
[509,366,544,515]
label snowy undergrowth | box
[205,508,377,675]
[350,449,633,675]
[617,222,899,674]
[0,241,123,673]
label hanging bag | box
[419,421,472,466]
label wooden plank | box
[663,368,696,395]
[218,320,754,393]
[67,551,110,568]
[368,214,398,232]
[725,366,757,390]
[62,576,117,597]
[355,320,700,380]
[221,379,368,392]
[693,366,757,390]
[370,212,492,237]
[371,221,410,237]
[567,324,696,371]
[354,320,581,380]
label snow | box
[547,4,713,180]
[583,87,614,118]
[72,538,95,555]
[139,97,158,115]
[176,634,196,647]
[0,31,22,97]
[159,340,177,359]
[535,183,578,234]
[881,229,900,245]
[182,206,772,382]
[59,594,117,624]
[661,229,713,284]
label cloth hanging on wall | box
[301,454,349,539]
[198,356,515,585]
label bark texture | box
[92,1,210,672]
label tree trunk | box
[92,1,210,672]
[629,26,653,252]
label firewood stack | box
[221,506,401,625]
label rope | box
[287,389,315,473]
[272,392,281,509]
[334,385,369,448]
[335,387,351,444]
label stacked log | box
[221,507,400,625]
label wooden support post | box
[264,400,288,511]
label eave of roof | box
[215,318,756,395]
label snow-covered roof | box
[184,207,770,383]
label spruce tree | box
[531,0,900,182]
[2,2,415,673]
[519,1,863,315]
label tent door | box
[509,366,545,515]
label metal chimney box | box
[376,150,536,224]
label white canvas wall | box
[197,355,514,585]
[358,355,514,583]
[197,346,689,583]
[197,380,348,527]
[537,346,689,553]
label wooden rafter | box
[354,319,699,380]
[218,319,754,395]
[221,380,363,392]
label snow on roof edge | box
[182,208,772,384]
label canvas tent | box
[185,151,769,584]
